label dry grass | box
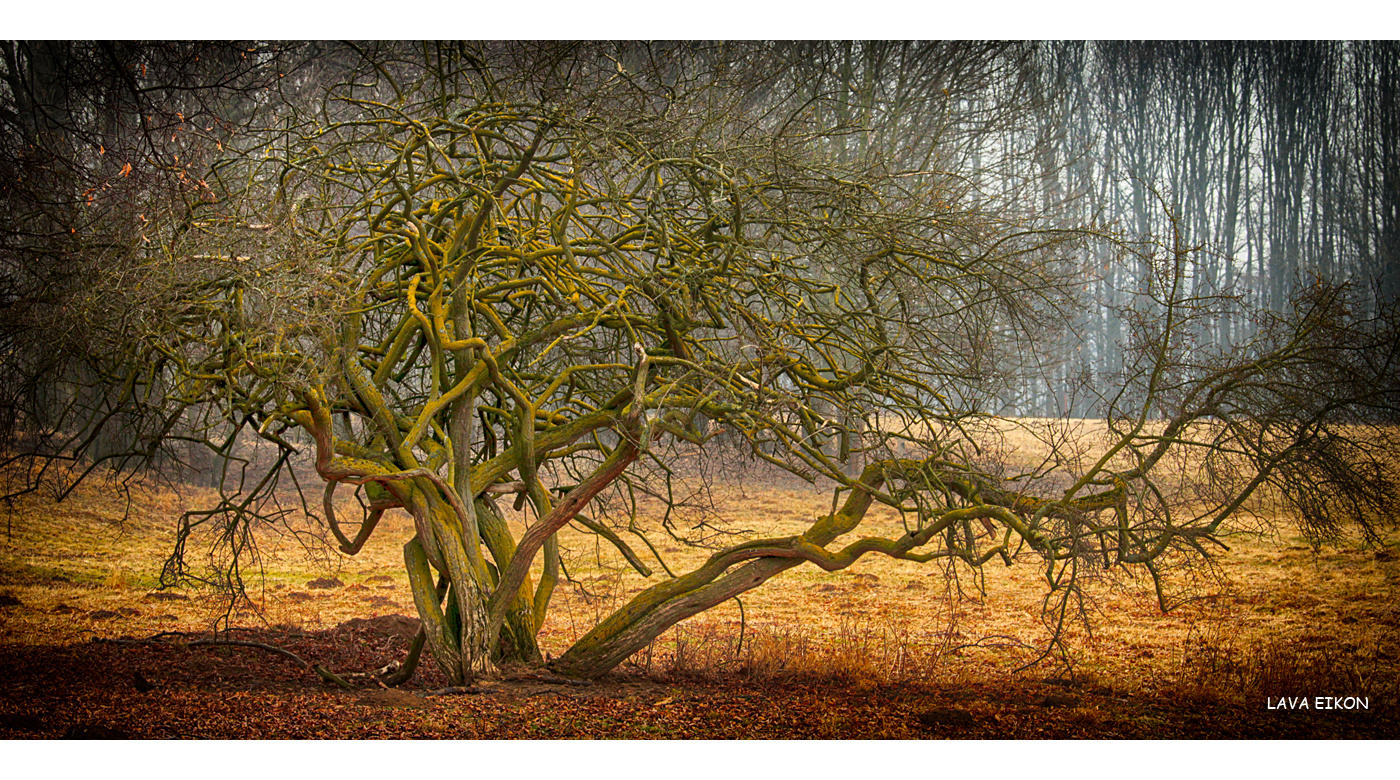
[2,434,1399,712]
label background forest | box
[4,42,1398,432]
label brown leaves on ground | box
[0,617,1395,739]
[3,460,1400,739]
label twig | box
[94,633,305,664]
[99,631,406,691]
[526,689,577,699]
[312,663,353,689]
[187,638,311,670]
[948,634,1037,654]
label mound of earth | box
[329,614,421,640]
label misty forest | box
[1,41,1399,739]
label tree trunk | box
[551,465,882,679]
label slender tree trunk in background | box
[1016,41,1400,413]
[1359,42,1400,305]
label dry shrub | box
[102,567,133,590]
[629,617,944,686]
[1173,623,1390,705]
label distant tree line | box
[1015,41,1400,416]
[6,42,1393,451]
[710,42,1399,417]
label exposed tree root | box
[501,670,595,687]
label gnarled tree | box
[11,42,1399,683]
